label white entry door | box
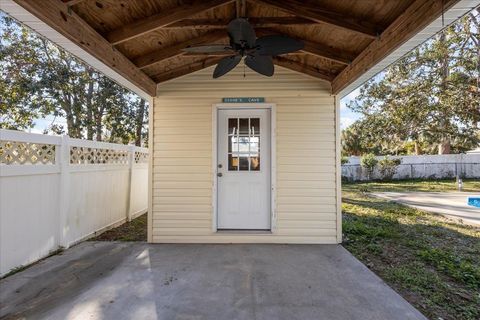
[217,108,271,230]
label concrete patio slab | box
[0,242,426,320]
[373,192,480,226]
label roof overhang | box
[1,0,479,99]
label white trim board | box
[338,0,480,98]
[0,0,151,100]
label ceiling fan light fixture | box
[181,18,304,78]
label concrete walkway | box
[373,192,480,226]
[0,242,426,320]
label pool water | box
[468,197,480,208]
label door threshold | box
[216,229,272,234]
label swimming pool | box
[467,197,480,208]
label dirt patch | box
[91,214,147,241]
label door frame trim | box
[212,103,276,233]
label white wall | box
[152,65,340,244]
[342,154,480,181]
[0,130,148,276]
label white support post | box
[334,95,342,244]
[58,135,70,249]
[126,145,135,222]
[147,96,154,243]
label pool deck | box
[373,191,480,226]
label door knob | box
[217,172,223,177]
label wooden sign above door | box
[222,97,265,103]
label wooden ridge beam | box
[165,17,316,29]
[14,0,157,96]
[273,57,335,82]
[257,29,355,65]
[332,0,460,94]
[153,57,223,83]
[254,0,380,39]
[134,30,228,69]
[106,0,235,45]
[236,0,246,18]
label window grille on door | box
[228,117,260,171]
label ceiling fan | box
[182,18,304,78]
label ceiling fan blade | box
[182,44,233,53]
[227,18,256,48]
[245,55,274,77]
[255,35,304,56]
[213,55,242,78]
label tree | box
[0,13,149,145]
[0,16,46,130]
[345,9,480,155]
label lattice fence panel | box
[0,140,56,165]
[70,146,129,165]
[134,151,149,164]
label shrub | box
[360,153,378,179]
[341,156,350,165]
[378,156,401,181]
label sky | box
[339,88,362,129]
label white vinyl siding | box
[152,65,339,243]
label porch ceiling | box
[5,0,476,97]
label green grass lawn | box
[343,180,480,320]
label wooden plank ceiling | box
[15,0,460,96]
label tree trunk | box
[86,68,95,140]
[414,140,422,155]
[135,99,146,146]
[438,32,451,155]
[95,114,102,141]
[438,139,451,154]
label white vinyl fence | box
[342,154,480,181]
[0,129,148,276]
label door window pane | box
[250,156,260,171]
[228,154,238,171]
[250,136,259,154]
[227,117,261,172]
[228,136,238,153]
[228,118,237,135]
[239,118,249,134]
[250,118,260,136]
[239,156,249,171]
[238,136,250,154]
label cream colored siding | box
[152,65,339,243]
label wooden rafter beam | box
[106,0,235,45]
[257,29,355,65]
[302,40,354,65]
[273,57,335,82]
[134,30,227,69]
[61,0,85,5]
[332,0,460,94]
[14,0,157,96]
[254,0,380,39]
[153,57,223,83]
[165,17,317,29]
